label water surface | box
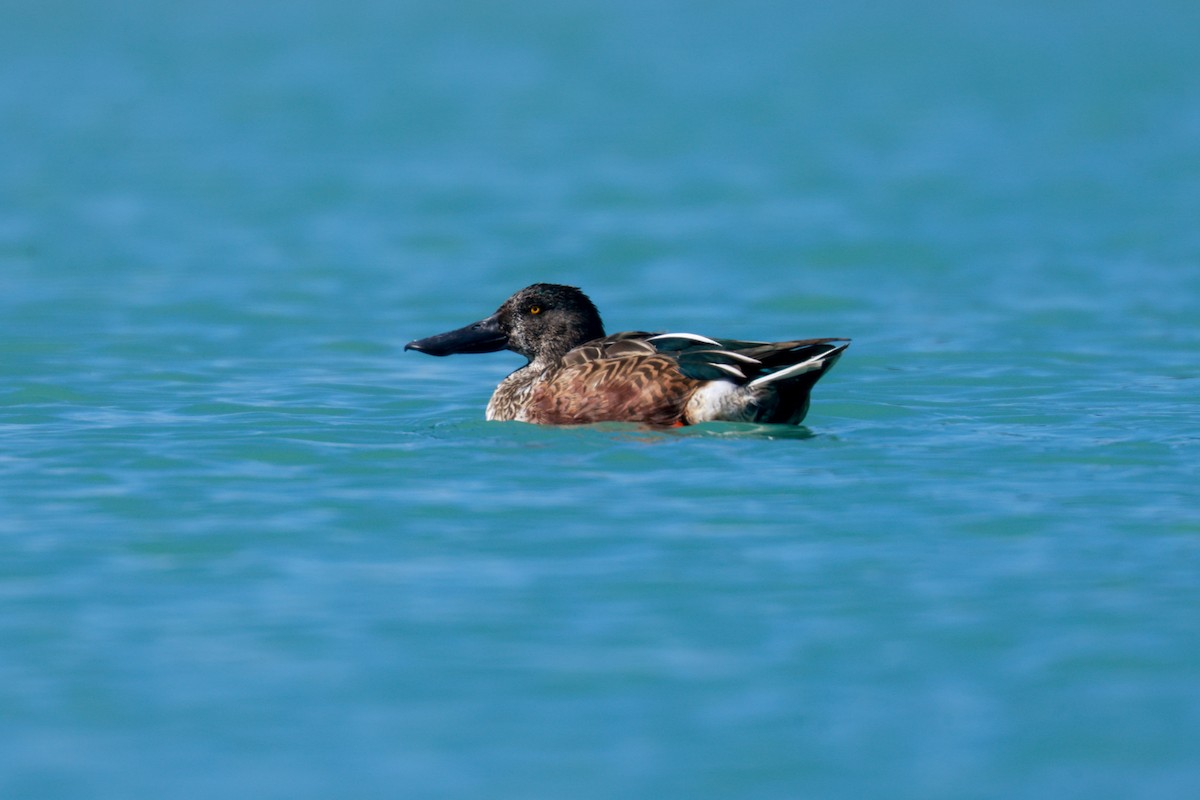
[3,1,1199,798]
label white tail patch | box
[684,380,742,423]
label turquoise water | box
[4,1,1200,797]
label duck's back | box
[491,331,847,427]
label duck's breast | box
[526,355,696,426]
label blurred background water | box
[2,1,1199,798]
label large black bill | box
[404,313,508,356]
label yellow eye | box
[529,305,541,315]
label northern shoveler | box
[405,283,849,426]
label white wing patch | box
[747,350,827,387]
[649,332,721,346]
[707,362,746,379]
[695,349,761,365]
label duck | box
[405,283,848,426]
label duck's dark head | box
[405,283,605,364]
